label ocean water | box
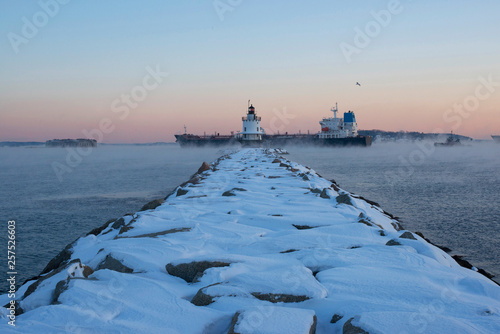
[287,142,500,284]
[0,143,499,293]
[0,145,224,292]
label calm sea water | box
[0,145,223,292]
[288,142,500,284]
[0,143,499,293]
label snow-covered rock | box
[1,148,500,333]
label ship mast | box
[331,102,338,119]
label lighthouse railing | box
[242,116,262,121]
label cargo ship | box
[175,103,371,147]
[173,130,238,147]
[492,135,500,143]
[434,132,462,147]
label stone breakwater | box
[1,148,499,333]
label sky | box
[1,0,499,142]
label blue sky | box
[1,0,499,142]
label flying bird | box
[356,82,361,86]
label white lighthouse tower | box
[240,103,264,144]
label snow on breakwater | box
[1,148,499,333]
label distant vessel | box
[46,139,97,148]
[175,103,372,147]
[492,135,500,143]
[434,133,462,147]
[174,129,237,147]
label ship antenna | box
[184,125,187,135]
[331,102,338,119]
[248,100,250,108]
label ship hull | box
[310,136,372,147]
[434,142,462,147]
[261,135,371,147]
[176,134,372,147]
[492,135,500,143]
[175,135,238,147]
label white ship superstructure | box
[318,103,358,139]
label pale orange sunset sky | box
[1,1,499,142]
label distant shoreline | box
[0,142,178,147]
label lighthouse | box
[240,104,264,144]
